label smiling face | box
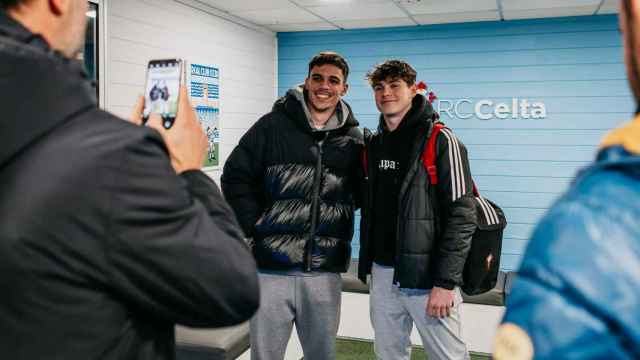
[304,64,348,115]
[373,77,416,120]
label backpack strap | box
[421,122,445,185]
[422,122,481,196]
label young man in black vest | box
[359,60,476,360]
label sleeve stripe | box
[441,129,462,201]
[439,129,459,201]
[453,131,466,199]
[484,197,500,224]
[484,197,499,224]
[447,129,466,201]
[441,129,466,201]
[476,197,493,225]
[449,129,463,201]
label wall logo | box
[437,98,547,120]
[416,81,547,120]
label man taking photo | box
[0,1,259,359]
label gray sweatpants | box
[370,263,470,360]
[250,271,342,360]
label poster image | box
[190,64,220,168]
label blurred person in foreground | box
[494,1,640,359]
[0,0,258,359]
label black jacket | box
[0,12,258,360]
[368,96,426,266]
[359,95,477,289]
[221,89,363,273]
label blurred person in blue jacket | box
[493,1,640,359]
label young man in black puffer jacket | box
[222,52,363,360]
[359,60,476,360]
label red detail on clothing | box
[472,181,480,197]
[421,122,445,185]
[422,122,480,195]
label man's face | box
[621,0,640,106]
[304,64,348,114]
[373,78,416,118]
[59,0,89,57]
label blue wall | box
[277,15,633,271]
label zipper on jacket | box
[305,133,327,271]
[392,125,430,286]
[393,217,401,285]
[362,129,375,271]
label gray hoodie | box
[289,85,351,132]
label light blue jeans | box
[370,263,470,360]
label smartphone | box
[143,59,183,129]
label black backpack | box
[422,122,507,295]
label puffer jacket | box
[496,117,640,360]
[359,94,477,289]
[222,89,363,273]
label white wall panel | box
[105,0,278,181]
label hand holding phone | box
[146,85,208,173]
[143,59,183,129]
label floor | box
[335,338,490,360]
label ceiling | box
[198,0,620,32]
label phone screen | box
[143,59,181,127]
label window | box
[84,2,98,87]
[77,0,104,106]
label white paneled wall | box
[104,0,278,181]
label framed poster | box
[189,63,220,169]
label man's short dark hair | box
[308,51,349,81]
[367,60,417,87]
[0,0,24,9]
